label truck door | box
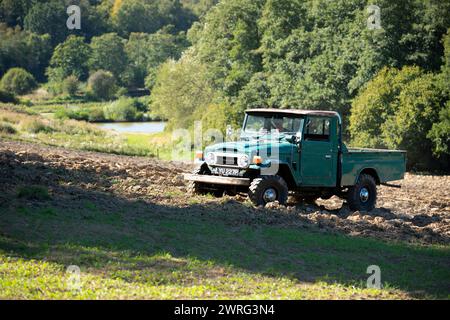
[299,116,337,187]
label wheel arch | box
[277,163,297,189]
[357,168,380,185]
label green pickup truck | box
[184,109,406,211]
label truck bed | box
[340,145,406,186]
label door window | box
[304,117,330,141]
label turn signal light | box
[253,156,263,164]
[195,151,203,160]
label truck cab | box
[184,109,406,211]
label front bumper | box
[183,174,251,186]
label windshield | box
[243,113,304,136]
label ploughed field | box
[0,140,449,299]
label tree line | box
[149,0,449,171]
[0,0,449,170]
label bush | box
[103,97,140,121]
[62,76,79,96]
[21,118,53,133]
[0,89,18,103]
[0,68,37,95]
[88,107,106,122]
[88,70,117,100]
[0,122,17,134]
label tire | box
[248,175,289,206]
[187,166,208,195]
[187,166,224,197]
[347,173,377,211]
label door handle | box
[325,155,331,159]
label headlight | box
[238,154,249,168]
[205,152,216,165]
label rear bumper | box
[183,174,251,186]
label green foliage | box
[0,24,52,81]
[427,102,450,157]
[349,66,424,148]
[23,0,108,45]
[88,70,117,101]
[0,67,37,95]
[47,35,91,81]
[350,66,448,170]
[0,121,17,134]
[124,29,189,88]
[113,0,195,37]
[156,0,450,134]
[150,51,216,130]
[23,0,67,45]
[21,118,53,133]
[55,107,90,122]
[0,89,17,103]
[89,33,127,81]
[62,75,79,96]
[103,97,142,122]
[0,0,34,27]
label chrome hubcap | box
[263,188,277,203]
[360,187,369,203]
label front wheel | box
[187,166,209,195]
[347,174,377,211]
[187,166,224,197]
[248,175,288,206]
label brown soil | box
[1,140,449,245]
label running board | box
[381,183,402,188]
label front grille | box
[216,156,238,166]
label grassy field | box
[0,103,448,300]
[1,195,448,299]
[0,104,180,160]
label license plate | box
[211,167,240,176]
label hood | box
[204,138,293,155]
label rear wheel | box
[347,174,377,211]
[248,175,288,206]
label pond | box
[94,122,166,134]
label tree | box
[88,70,117,101]
[382,73,444,169]
[350,66,447,170]
[124,29,189,89]
[24,0,67,45]
[113,0,164,36]
[89,33,127,81]
[0,24,52,81]
[62,75,79,96]
[150,50,217,130]
[0,67,37,95]
[0,0,34,27]
[349,66,424,148]
[427,102,450,158]
[47,35,91,81]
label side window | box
[304,117,330,141]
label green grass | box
[0,195,449,299]
[125,132,193,161]
[0,104,187,160]
[16,186,51,201]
